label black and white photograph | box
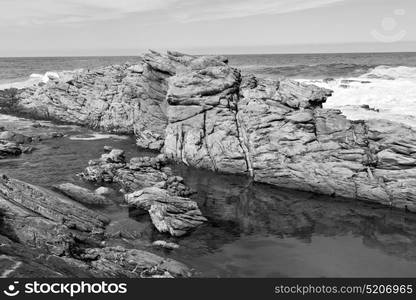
[0,0,416,298]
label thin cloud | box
[172,0,347,22]
[0,0,346,26]
[0,0,178,25]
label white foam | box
[30,71,60,83]
[69,133,129,141]
[363,65,416,80]
[300,66,416,128]
[0,69,82,90]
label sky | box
[0,0,415,56]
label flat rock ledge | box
[125,187,207,237]
[3,50,416,211]
[0,174,190,278]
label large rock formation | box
[3,51,416,211]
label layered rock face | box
[165,67,416,211]
[1,58,165,150]
[237,79,416,211]
[0,174,190,277]
[82,147,206,236]
[3,51,416,211]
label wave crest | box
[300,65,416,128]
[362,65,416,80]
[0,69,82,90]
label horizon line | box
[1,49,416,58]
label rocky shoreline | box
[2,50,416,211]
[2,50,416,277]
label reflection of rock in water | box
[170,164,416,262]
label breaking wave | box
[240,63,374,79]
[0,69,81,90]
[301,66,416,128]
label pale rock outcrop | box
[162,62,416,212]
[1,62,166,150]
[125,187,207,237]
[0,51,231,151]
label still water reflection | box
[1,114,416,277]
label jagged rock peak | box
[143,50,230,75]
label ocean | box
[2,52,416,81]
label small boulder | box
[94,186,115,197]
[103,145,113,152]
